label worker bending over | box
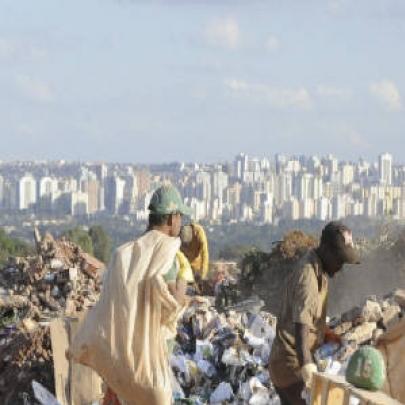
[180,222,209,283]
[269,221,360,405]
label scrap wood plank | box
[311,373,403,405]
[50,317,103,405]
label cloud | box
[369,79,402,111]
[316,84,352,99]
[265,35,280,52]
[0,37,47,62]
[204,17,239,50]
[16,75,54,103]
[327,0,347,15]
[225,79,248,92]
[224,79,312,110]
[345,128,371,149]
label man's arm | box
[197,225,209,279]
[295,323,313,367]
[167,280,187,306]
[291,265,319,388]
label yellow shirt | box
[176,251,194,282]
[180,223,209,279]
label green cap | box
[148,185,192,216]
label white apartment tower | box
[379,153,393,185]
[18,174,37,210]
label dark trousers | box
[274,381,306,405]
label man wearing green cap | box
[147,184,192,305]
[69,184,191,405]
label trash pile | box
[1,224,404,404]
[0,228,104,404]
[171,296,279,405]
[314,289,405,376]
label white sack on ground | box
[68,230,182,405]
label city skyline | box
[1,152,405,225]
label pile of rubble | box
[315,289,405,375]
[171,297,278,405]
[170,288,404,405]
[0,229,104,404]
[1,226,404,404]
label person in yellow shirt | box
[180,222,209,282]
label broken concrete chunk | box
[332,321,353,336]
[341,306,362,323]
[361,300,383,323]
[343,322,376,344]
[393,289,405,309]
[381,304,401,329]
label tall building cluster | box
[0,153,404,224]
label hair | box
[148,213,171,229]
[320,221,350,247]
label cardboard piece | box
[50,317,103,405]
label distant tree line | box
[0,229,34,265]
[62,225,113,264]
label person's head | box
[148,185,191,237]
[317,221,360,277]
[180,224,193,245]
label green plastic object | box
[345,346,386,391]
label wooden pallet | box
[310,372,402,405]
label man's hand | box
[301,362,318,389]
[324,327,342,344]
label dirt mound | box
[0,326,53,404]
[239,230,317,315]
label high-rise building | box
[260,197,273,224]
[212,170,228,201]
[323,154,338,181]
[379,153,393,185]
[300,198,314,219]
[87,176,101,214]
[71,191,89,216]
[283,198,300,221]
[332,195,346,219]
[234,153,249,180]
[38,176,58,211]
[299,173,314,200]
[365,194,378,217]
[18,174,37,210]
[275,172,292,206]
[316,197,331,221]
[105,175,126,214]
[341,164,354,186]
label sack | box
[68,230,182,405]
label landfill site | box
[0,227,404,405]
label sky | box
[1,0,405,164]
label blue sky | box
[1,0,405,163]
